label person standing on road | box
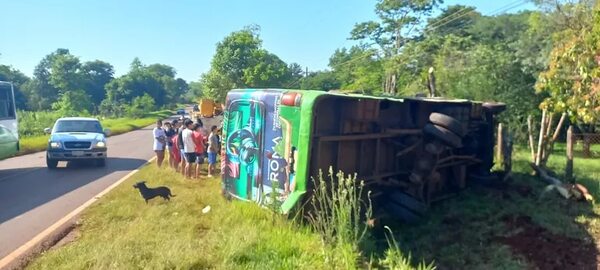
[207,125,219,177]
[192,123,206,179]
[153,119,167,167]
[182,119,196,179]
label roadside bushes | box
[99,94,156,118]
[17,110,62,136]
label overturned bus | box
[221,89,505,221]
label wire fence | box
[572,133,600,159]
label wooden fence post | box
[535,110,547,166]
[527,115,536,162]
[566,125,574,181]
[496,123,503,165]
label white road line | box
[0,156,158,269]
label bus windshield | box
[0,82,16,120]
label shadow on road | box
[0,157,147,224]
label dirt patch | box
[479,181,535,202]
[496,215,599,270]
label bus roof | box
[229,88,474,104]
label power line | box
[328,0,530,70]
[426,0,527,33]
[425,5,475,30]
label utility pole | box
[305,67,308,77]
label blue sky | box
[0,0,535,82]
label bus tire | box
[429,113,465,137]
[423,124,462,148]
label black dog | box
[133,181,175,203]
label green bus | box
[0,81,19,160]
[221,89,504,221]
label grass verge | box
[27,166,331,270]
[16,110,172,156]
[25,146,600,269]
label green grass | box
[390,147,600,269]
[25,146,600,269]
[27,166,332,270]
[16,110,172,156]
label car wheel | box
[429,113,465,137]
[46,156,58,169]
[96,158,106,167]
[423,124,463,148]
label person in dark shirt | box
[164,121,178,169]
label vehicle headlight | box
[95,141,106,148]
[50,142,61,148]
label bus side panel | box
[221,91,265,201]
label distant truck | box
[221,89,506,222]
[194,99,223,118]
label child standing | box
[192,124,206,179]
[207,125,219,177]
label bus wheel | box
[429,113,465,137]
[46,156,58,169]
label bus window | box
[0,84,16,119]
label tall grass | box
[308,168,372,246]
[379,226,436,270]
[17,110,63,137]
[306,167,436,270]
[306,168,371,268]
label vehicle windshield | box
[53,120,103,133]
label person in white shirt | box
[181,119,196,179]
[152,119,167,167]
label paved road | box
[0,110,223,260]
[0,125,156,259]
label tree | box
[200,26,298,101]
[301,71,340,91]
[52,89,93,116]
[126,93,156,118]
[211,26,262,88]
[425,5,480,37]
[49,53,82,93]
[243,49,290,88]
[286,63,305,89]
[329,46,383,94]
[536,1,600,125]
[200,69,234,102]
[350,0,442,94]
[187,81,203,101]
[105,58,185,108]
[81,60,114,107]
[24,49,70,110]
